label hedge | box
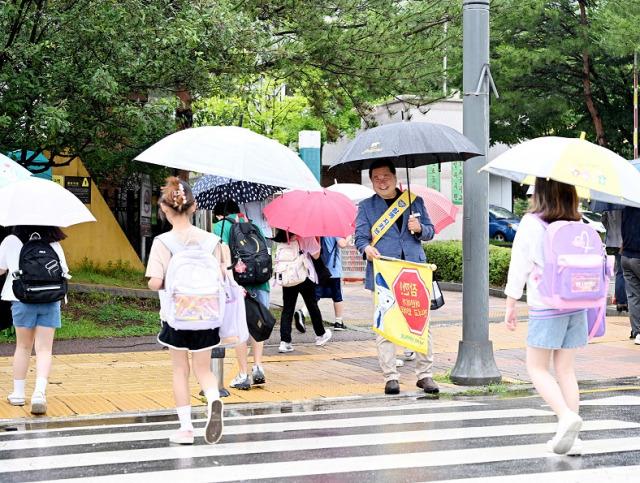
[424,241,512,288]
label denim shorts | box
[252,289,270,310]
[527,309,588,349]
[11,301,62,329]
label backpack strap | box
[157,232,219,255]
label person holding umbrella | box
[354,159,439,395]
[146,177,226,445]
[504,177,588,455]
[212,200,269,390]
[0,225,69,414]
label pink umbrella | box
[401,184,458,234]
[263,189,357,238]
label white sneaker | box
[635,334,640,345]
[315,329,332,346]
[395,359,405,367]
[229,373,251,390]
[279,341,293,352]
[404,350,416,361]
[551,411,582,454]
[547,437,582,456]
[30,391,47,415]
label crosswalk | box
[1,394,640,482]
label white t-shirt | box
[0,234,69,302]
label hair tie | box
[172,183,187,207]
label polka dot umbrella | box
[193,175,281,210]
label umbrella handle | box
[409,213,420,235]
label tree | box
[489,0,636,158]
[0,0,259,182]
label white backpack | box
[273,239,310,287]
[157,233,226,330]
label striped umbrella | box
[193,175,281,210]
[401,184,458,234]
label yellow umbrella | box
[480,137,640,207]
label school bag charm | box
[224,216,272,286]
[12,233,68,304]
[158,233,226,330]
[532,214,614,310]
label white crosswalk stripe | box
[1,395,639,481]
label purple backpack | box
[531,214,613,311]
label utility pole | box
[450,0,502,385]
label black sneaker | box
[333,321,346,331]
[294,310,306,333]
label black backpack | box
[224,217,272,286]
[12,233,68,304]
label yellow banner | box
[372,257,434,354]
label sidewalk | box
[0,281,637,421]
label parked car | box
[580,209,606,234]
[489,204,520,242]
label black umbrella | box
[193,175,280,210]
[329,121,482,214]
[330,122,482,171]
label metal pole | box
[450,0,501,385]
[634,52,637,160]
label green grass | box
[70,257,149,289]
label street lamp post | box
[450,0,502,385]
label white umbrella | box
[135,126,322,192]
[480,136,640,208]
[0,153,32,188]
[0,177,96,227]
[326,182,375,203]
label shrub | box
[424,241,511,288]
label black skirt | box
[157,321,220,352]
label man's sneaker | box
[635,334,640,346]
[294,310,306,333]
[404,350,416,361]
[547,437,582,456]
[279,341,294,353]
[315,329,332,346]
[229,374,251,390]
[252,366,266,385]
[333,320,346,331]
[30,391,47,415]
[204,398,224,444]
[169,429,194,445]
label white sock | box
[205,388,220,403]
[13,380,26,397]
[335,318,343,323]
[238,373,247,379]
[34,377,47,395]
[176,405,194,431]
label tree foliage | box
[489,0,636,158]
[1,0,462,184]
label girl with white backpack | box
[146,177,230,445]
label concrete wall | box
[52,157,145,271]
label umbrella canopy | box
[135,126,321,192]
[330,122,483,171]
[0,177,96,227]
[0,153,32,188]
[263,189,357,238]
[401,184,458,234]
[481,137,640,208]
[192,175,280,210]
[325,182,375,204]
[588,159,640,212]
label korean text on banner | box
[372,257,434,354]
